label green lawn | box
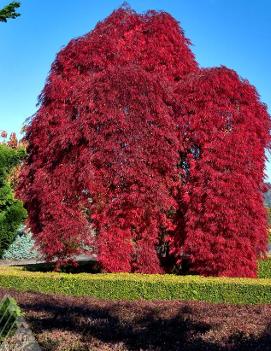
[0,261,270,304]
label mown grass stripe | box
[0,266,271,304]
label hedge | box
[1,267,271,304]
[258,258,271,279]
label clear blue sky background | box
[0,0,270,179]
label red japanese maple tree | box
[18,6,270,276]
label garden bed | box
[0,288,271,350]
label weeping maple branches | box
[18,6,270,276]
[172,68,270,277]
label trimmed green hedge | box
[258,258,271,279]
[0,267,271,304]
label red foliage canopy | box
[171,68,270,277]
[18,7,270,276]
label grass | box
[0,265,271,304]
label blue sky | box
[0,0,270,179]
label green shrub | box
[0,296,22,342]
[258,258,271,278]
[1,267,271,304]
[2,226,41,260]
[0,144,27,257]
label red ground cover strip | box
[1,288,271,351]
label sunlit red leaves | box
[0,130,7,139]
[0,131,19,148]
[18,8,270,276]
[172,67,270,277]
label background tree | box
[0,1,25,257]
[264,183,271,208]
[0,1,20,22]
[0,133,27,257]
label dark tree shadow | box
[224,329,271,351]
[2,289,271,350]
[21,259,100,273]
[19,299,223,350]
